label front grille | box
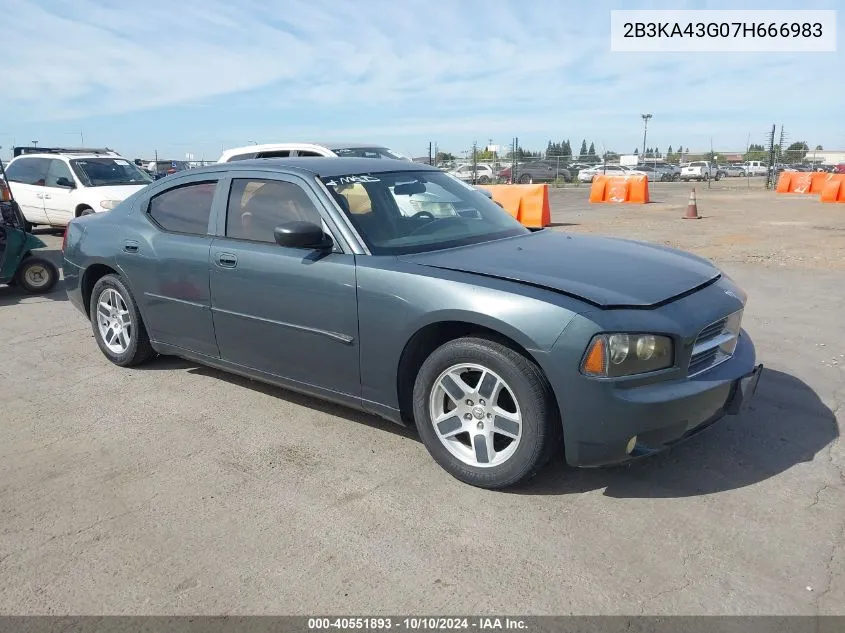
[688,311,742,377]
[696,318,728,344]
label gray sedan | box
[62,158,762,489]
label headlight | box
[99,199,121,210]
[581,333,674,377]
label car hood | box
[400,231,721,308]
[86,184,150,200]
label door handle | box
[123,240,140,253]
[43,194,51,199]
[216,252,238,268]
[36,193,44,199]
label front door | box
[118,177,222,358]
[42,159,77,226]
[209,175,360,397]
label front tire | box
[78,207,95,217]
[518,174,532,184]
[89,274,154,367]
[412,337,559,489]
[16,256,59,293]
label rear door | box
[118,175,222,357]
[3,157,49,223]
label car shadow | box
[135,356,419,440]
[130,360,836,497]
[514,368,837,498]
[0,278,68,306]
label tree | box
[783,141,809,162]
[587,142,598,163]
[634,148,639,155]
[563,140,572,160]
[604,151,619,162]
[579,140,588,161]
[745,143,768,162]
[815,144,823,150]
[435,151,454,163]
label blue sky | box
[2,0,843,161]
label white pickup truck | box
[680,161,722,182]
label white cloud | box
[4,0,843,153]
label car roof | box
[187,157,439,179]
[220,141,390,155]
[10,152,125,161]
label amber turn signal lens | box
[582,337,607,376]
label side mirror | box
[55,177,75,188]
[273,221,333,250]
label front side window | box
[226,179,323,243]
[45,160,76,187]
[321,171,527,255]
[148,181,216,234]
[70,158,153,187]
[5,157,50,185]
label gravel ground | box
[1,186,843,616]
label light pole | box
[32,140,39,148]
[640,114,652,163]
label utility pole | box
[640,114,652,165]
[428,141,432,166]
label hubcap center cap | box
[471,406,485,420]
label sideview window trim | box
[145,179,219,236]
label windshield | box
[70,158,153,186]
[321,170,528,255]
[332,147,409,161]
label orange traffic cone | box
[683,188,700,219]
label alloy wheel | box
[96,288,133,354]
[429,363,522,467]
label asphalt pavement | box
[0,218,842,615]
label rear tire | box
[78,207,95,217]
[16,256,59,293]
[89,274,154,367]
[412,337,560,489]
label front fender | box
[355,258,583,410]
[24,234,48,251]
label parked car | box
[448,163,497,184]
[62,157,761,489]
[218,142,411,163]
[636,163,678,182]
[219,142,495,203]
[577,164,643,183]
[680,161,721,182]
[721,164,747,177]
[501,160,571,184]
[3,150,153,230]
[140,160,191,180]
[742,161,768,177]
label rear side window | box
[5,157,50,185]
[295,151,324,157]
[148,181,216,234]
[227,152,257,162]
[255,150,291,159]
